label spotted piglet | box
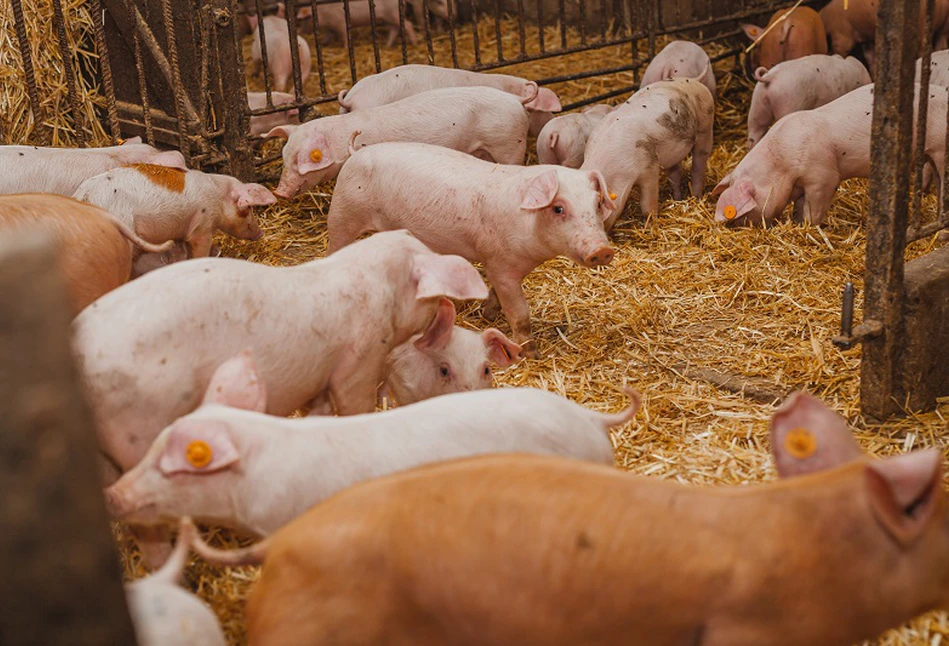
[581,76,715,229]
[73,165,276,261]
[380,325,521,406]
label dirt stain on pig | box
[658,94,697,141]
[575,531,594,551]
[126,163,187,193]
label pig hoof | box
[209,244,222,258]
[519,341,541,360]
[482,302,501,322]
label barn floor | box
[112,17,949,646]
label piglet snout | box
[104,484,130,518]
[583,246,614,267]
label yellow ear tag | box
[724,204,738,220]
[609,192,617,200]
[309,149,323,163]
[117,137,126,145]
[784,428,817,460]
[185,440,213,469]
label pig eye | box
[553,205,564,215]
[439,364,451,378]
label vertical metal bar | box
[942,84,949,221]
[51,0,86,145]
[599,0,607,41]
[628,0,637,85]
[647,0,657,58]
[577,0,586,46]
[92,0,121,141]
[494,0,503,61]
[285,0,305,98]
[446,0,458,67]
[910,0,935,232]
[158,0,191,163]
[128,0,154,144]
[397,0,408,64]
[307,0,328,94]
[254,0,273,102]
[558,0,566,48]
[470,0,481,66]
[10,0,46,143]
[516,0,526,57]
[422,2,435,65]
[536,0,544,53]
[209,0,255,180]
[861,0,921,419]
[342,0,358,83]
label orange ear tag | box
[724,204,738,220]
[784,428,817,460]
[186,440,213,468]
[309,149,323,163]
[609,192,617,200]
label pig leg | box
[691,131,713,198]
[186,230,214,258]
[638,165,661,219]
[326,210,371,254]
[131,525,173,570]
[668,164,684,201]
[798,182,837,226]
[487,269,536,357]
[306,393,335,416]
[482,288,502,321]
[329,360,384,415]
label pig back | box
[0,194,132,316]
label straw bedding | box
[5,5,949,643]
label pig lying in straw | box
[640,40,717,100]
[714,84,948,226]
[73,229,487,485]
[536,104,612,168]
[0,137,186,196]
[740,6,828,71]
[0,194,174,316]
[269,86,532,198]
[380,325,520,406]
[581,76,714,229]
[106,349,639,537]
[336,64,562,135]
[125,520,226,646]
[247,90,299,136]
[747,54,871,150]
[191,391,949,646]
[326,142,615,356]
[248,12,311,93]
[73,164,276,260]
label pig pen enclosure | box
[4,0,949,640]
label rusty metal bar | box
[446,0,458,67]
[578,0,587,46]
[910,0,935,233]
[158,0,191,162]
[536,0,545,53]
[10,0,46,143]
[197,2,211,132]
[127,0,155,144]
[306,0,329,94]
[366,0,382,71]
[599,0,607,41]
[253,0,273,101]
[493,0,503,62]
[648,0,658,57]
[907,216,949,242]
[92,0,121,141]
[558,0,567,47]
[342,0,358,83]
[285,0,306,99]
[422,1,435,65]
[861,0,921,419]
[516,0,527,57]
[398,0,408,64]
[209,0,255,179]
[470,0,481,65]
[51,0,86,145]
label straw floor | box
[6,5,947,643]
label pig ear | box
[414,299,456,351]
[413,253,489,301]
[710,172,733,198]
[120,136,143,145]
[235,183,277,209]
[152,150,188,171]
[158,420,240,476]
[297,132,334,173]
[740,23,763,40]
[865,449,943,545]
[264,124,298,140]
[731,181,757,218]
[481,328,521,368]
[521,170,560,210]
[529,88,563,113]
[770,391,863,478]
[275,2,286,17]
[201,349,268,412]
[589,170,616,221]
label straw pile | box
[49,13,948,646]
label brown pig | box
[741,7,828,71]
[0,194,173,316]
[191,392,949,646]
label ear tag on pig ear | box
[309,149,323,163]
[609,192,617,200]
[185,440,214,469]
[784,428,817,460]
[724,205,738,220]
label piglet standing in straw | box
[190,392,949,646]
[326,142,615,356]
[640,40,717,100]
[536,104,613,168]
[248,9,311,93]
[105,349,639,538]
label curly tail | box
[520,81,540,106]
[338,89,352,113]
[348,129,362,156]
[103,213,175,254]
[598,387,643,429]
[147,518,196,586]
[187,517,270,567]
[753,65,773,84]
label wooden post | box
[0,231,137,645]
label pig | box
[189,392,949,646]
[73,165,276,259]
[326,142,615,356]
[268,86,532,198]
[0,137,186,197]
[640,40,717,100]
[918,49,949,88]
[821,0,949,71]
[747,54,871,150]
[73,229,488,484]
[741,7,828,71]
[105,350,640,538]
[713,84,949,226]
[248,14,312,92]
[297,0,420,49]
[247,91,300,136]
[536,104,612,168]
[0,194,174,316]
[125,520,227,646]
[380,325,521,406]
[335,64,562,135]
[581,76,715,229]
